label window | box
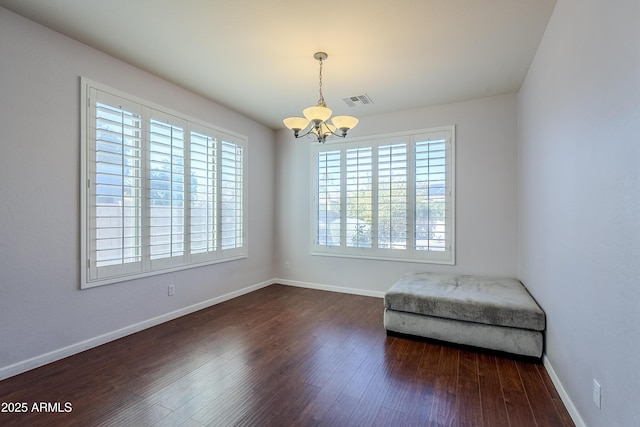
[81,79,247,288]
[312,126,455,264]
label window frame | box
[81,78,248,289]
[310,126,455,265]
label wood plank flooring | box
[0,285,574,426]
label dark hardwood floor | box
[0,285,574,426]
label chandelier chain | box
[318,57,325,105]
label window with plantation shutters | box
[312,126,455,264]
[81,79,248,288]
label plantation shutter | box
[316,150,341,248]
[189,127,217,259]
[220,138,245,253]
[377,143,408,250]
[148,112,186,269]
[89,90,143,281]
[345,147,373,249]
[415,135,448,252]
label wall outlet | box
[168,284,175,296]
[593,379,601,409]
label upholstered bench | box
[384,272,545,358]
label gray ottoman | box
[384,272,545,358]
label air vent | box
[342,94,374,107]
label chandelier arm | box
[332,129,346,138]
[292,126,316,140]
[321,124,349,139]
[292,122,348,143]
[289,123,330,143]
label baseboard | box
[543,355,586,427]
[275,278,385,299]
[0,279,275,381]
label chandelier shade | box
[282,117,309,133]
[303,104,332,123]
[283,52,358,143]
[331,115,359,133]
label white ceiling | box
[0,0,556,130]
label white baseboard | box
[274,278,385,299]
[0,279,275,381]
[543,355,586,427]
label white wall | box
[0,8,276,378]
[518,0,640,425]
[275,94,519,295]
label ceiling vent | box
[342,94,374,107]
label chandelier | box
[283,52,359,143]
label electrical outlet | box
[168,284,175,296]
[593,379,601,409]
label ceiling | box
[0,0,556,130]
